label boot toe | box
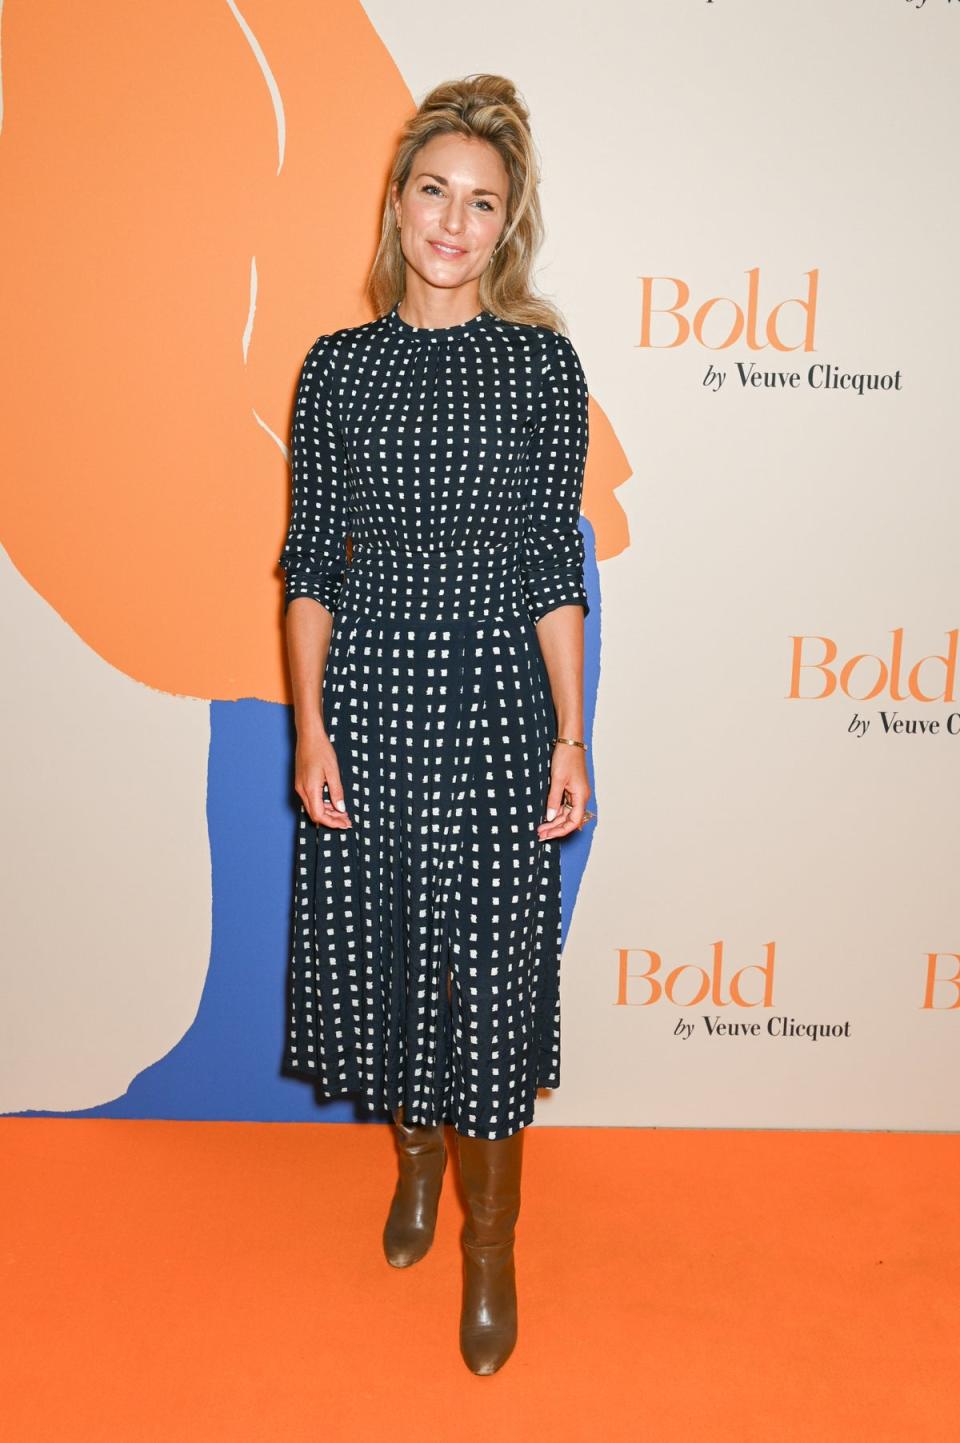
[383,1223,433,1267]
[459,1323,517,1374]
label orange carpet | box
[3,1120,958,1442]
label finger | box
[537,817,576,840]
[316,791,352,827]
[543,779,566,824]
[536,804,575,839]
[537,788,590,839]
[300,782,352,828]
[537,802,570,837]
[537,816,570,839]
[324,764,349,816]
[317,798,352,829]
[565,792,587,829]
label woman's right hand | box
[295,729,353,829]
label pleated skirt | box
[280,545,563,1139]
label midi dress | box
[278,300,590,1139]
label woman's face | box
[393,134,508,295]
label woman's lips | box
[430,241,467,258]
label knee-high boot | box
[455,1128,524,1374]
[382,1103,448,1267]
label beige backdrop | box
[1,0,956,1127]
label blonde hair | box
[366,73,566,334]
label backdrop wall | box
[2,0,956,1129]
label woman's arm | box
[519,329,592,839]
[279,336,353,829]
[285,600,351,828]
[535,604,589,838]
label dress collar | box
[385,301,492,340]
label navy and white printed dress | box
[278,300,590,1139]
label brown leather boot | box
[382,1104,448,1267]
[455,1127,524,1374]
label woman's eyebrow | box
[415,171,502,198]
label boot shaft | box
[456,1130,524,1242]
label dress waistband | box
[341,541,526,624]
[349,542,519,566]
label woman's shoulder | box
[303,312,384,352]
[482,314,580,375]
[489,313,581,360]
[295,314,390,387]
[510,320,586,389]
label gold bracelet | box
[553,736,588,751]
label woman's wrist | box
[295,708,328,741]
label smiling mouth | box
[430,241,467,257]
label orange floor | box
[3,1119,958,1442]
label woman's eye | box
[420,184,494,213]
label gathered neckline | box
[385,301,491,339]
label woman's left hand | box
[537,743,594,840]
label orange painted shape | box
[0,1,628,704]
[0,1,404,701]
[585,395,632,564]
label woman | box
[278,73,593,1375]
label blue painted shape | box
[13,520,600,1123]
[14,699,364,1123]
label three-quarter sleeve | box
[278,335,350,616]
[519,329,590,625]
